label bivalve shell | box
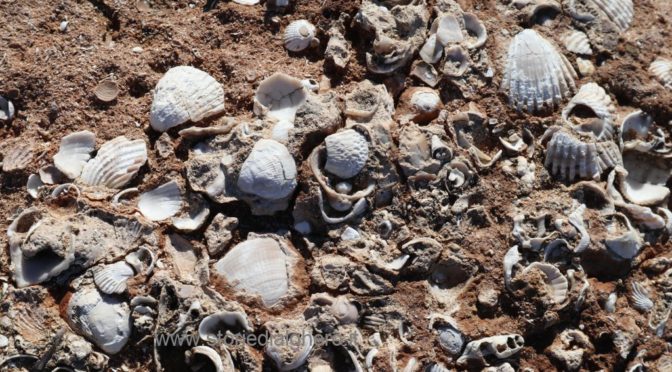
[80,136,148,189]
[650,58,672,89]
[324,129,369,179]
[93,261,135,294]
[284,20,317,52]
[94,80,119,102]
[138,181,183,221]
[561,83,616,138]
[237,139,297,200]
[2,143,34,172]
[54,131,96,179]
[563,30,593,55]
[522,262,568,304]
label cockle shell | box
[54,131,96,179]
[2,143,34,172]
[522,262,568,304]
[650,58,672,89]
[324,129,369,179]
[66,286,131,354]
[237,139,297,200]
[501,29,577,112]
[561,83,616,137]
[213,236,300,307]
[254,73,307,125]
[149,66,225,132]
[138,181,183,221]
[567,0,634,32]
[630,281,654,312]
[563,30,593,55]
[80,136,148,189]
[284,20,317,52]
[93,261,135,294]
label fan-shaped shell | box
[237,139,297,200]
[620,150,671,206]
[324,129,369,179]
[462,12,487,49]
[93,261,135,294]
[630,281,654,312]
[544,129,621,182]
[2,143,34,172]
[561,83,616,138]
[213,237,298,307]
[522,262,568,304]
[568,0,634,32]
[66,286,131,354]
[26,174,43,198]
[284,20,317,52]
[149,66,225,132]
[501,29,577,112]
[650,58,672,89]
[80,136,148,189]
[138,181,182,221]
[54,131,96,179]
[563,30,593,55]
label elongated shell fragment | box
[237,139,297,200]
[501,29,577,112]
[150,66,225,132]
[138,181,183,221]
[324,129,369,179]
[54,131,96,179]
[284,20,317,52]
[80,136,148,189]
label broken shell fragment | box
[462,12,487,49]
[93,80,119,102]
[630,281,654,312]
[53,131,96,179]
[80,136,148,189]
[253,73,307,140]
[563,30,593,55]
[443,45,470,77]
[324,129,369,179]
[522,262,568,304]
[457,334,525,367]
[149,66,225,132]
[237,139,298,200]
[2,143,34,172]
[561,83,616,135]
[264,319,313,371]
[138,181,183,221]
[650,58,672,89]
[198,311,253,342]
[26,174,43,198]
[435,14,463,46]
[284,20,318,52]
[185,345,235,372]
[619,150,671,206]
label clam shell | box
[185,346,234,372]
[443,45,470,77]
[253,72,307,128]
[650,58,672,89]
[419,34,442,64]
[237,139,297,200]
[434,14,463,46]
[94,80,119,102]
[213,236,299,307]
[544,129,621,182]
[501,29,577,112]
[2,143,34,172]
[284,20,316,52]
[522,262,568,304]
[620,150,671,206]
[324,129,369,179]
[26,174,43,198]
[93,261,135,294]
[462,12,487,49]
[563,30,593,55]
[54,130,96,179]
[630,281,654,312]
[561,83,615,139]
[149,66,225,132]
[80,136,148,189]
[171,193,210,232]
[138,181,183,221]
[569,0,634,32]
[66,286,131,354]
[198,311,253,342]
[621,110,653,142]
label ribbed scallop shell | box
[284,20,316,52]
[570,0,634,32]
[138,181,182,221]
[237,139,297,200]
[544,129,621,182]
[561,83,616,137]
[523,262,568,304]
[80,136,148,189]
[630,281,654,312]
[149,66,225,132]
[213,237,295,306]
[54,131,96,179]
[501,29,577,112]
[93,261,135,294]
[2,143,34,172]
[650,58,672,89]
[324,129,369,179]
[563,30,593,55]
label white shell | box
[93,261,135,294]
[502,29,577,112]
[568,0,634,32]
[237,139,297,200]
[650,58,672,89]
[138,181,182,221]
[2,143,33,172]
[149,66,225,132]
[435,15,463,46]
[621,110,653,142]
[544,129,621,182]
[26,174,43,198]
[324,129,369,179]
[66,286,131,354]
[0,96,15,121]
[54,131,96,179]
[605,214,642,260]
[522,262,568,304]
[284,20,316,52]
[462,12,487,49]
[171,194,210,232]
[80,136,148,189]
[630,281,654,312]
[561,83,616,138]
[443,45,470,77]
[503,245,522,289]
[410,89,441,119]
[233,0,259,4]
[198,311,253,342]
[563,30,593,55]
[185,346,235,372]
[620,151,671,206]
[253,73,307,127]
[419,34,443,64]
[213,237,298,306]
[457,334,525,367]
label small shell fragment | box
[650,58,672,89]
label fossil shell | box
[619,150,671,206]
[522,262,568,304]
[26,174,43,198]
[66,286,131,354]
[265,319,313,371]
[501,29,577,112]
[94,80,119,102]
[443,45,470,77]
[324,129,369,179]
[567,0,634,32]
[630,281,653,312]
[543,129,621,182]
[419,34,443,64]
[237,139,297,200]
[2,143,34,172]
[198,311,253,342]
[435,14,463,46]
[605,213,642,260]
[412,61,441,87]
[621,110,653,143]
[80,136,148,189]
[149,66,225,132]
[284,20,317,52]
[561,83,616,138]
[54,131,96,179]
[213,236,299,307]
[462,12,487,49]
[563,30,593,55]
[172,193,210,232]
[0,96,15,121]
[650,58,672,89]
[457,334,525,367]
[138,181,183,221]
[185,346,235,372]
[93,261,135,294]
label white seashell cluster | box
[149,66,225,132]
[237,139,297,200]
[80,136,148,189]
[54,131,96,179]
[284,20,318,52]
[324,129,369,179]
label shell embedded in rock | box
[53,130,96,179]
[621,110,653,142]
[80,136,148,189]
[501,29,577,112]
[563,30,593,55]
[264,319,314,371]
[443,45,470,77]
[253,72,307,124]
[237,139,297,200]
[650,58,672,89]
[213,236,300,307]
[93,261,135,294]
[401,87,442,124]
[567,0,634,32]
[284,20,317,52]
[324,129,369,179]
[198,311,253,342]
[185,346,235,372]
[149,66,225,132]
[66,286,131,354]
[435,14,464,46]
[419,34,443,64]
[138,181,183,221]
[619,150,671,206]
[561,83,616,136]
[522,262,568,304]
[2,143,34,172]
[457,334,525,367]
[462,12,487,49]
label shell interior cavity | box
[253,73,307,137]
[237,139,298,200]
[501,29,577,112]
[93,261,135,294]
[54,131,97,179]
[561,83,616,138]
[324,129,369,179]
[619,151,671,206]
[284,20,317,52]
[149,66,226,132]
[80,136,148,189]
[138,181,183,221]
[522,262,568,304]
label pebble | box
[0,334,8,348]
[132,46,144,54]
